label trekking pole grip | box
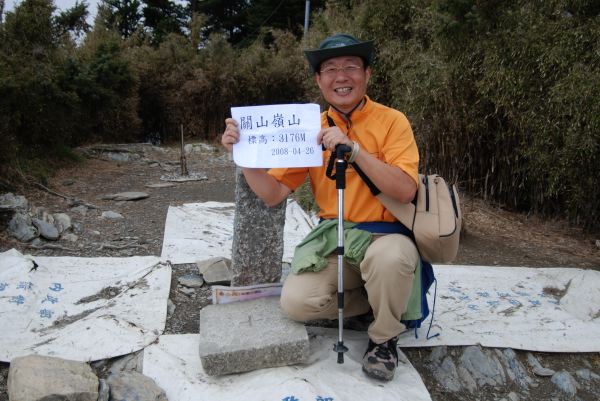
[335,144,352,159]
[334,144,352,190]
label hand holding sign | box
[231,104,322,168]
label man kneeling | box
[221,33,421,381]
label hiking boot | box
[362,336,399,381]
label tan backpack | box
[377,174,462,263]
[324,114,461,262]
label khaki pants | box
[281,233,419,343]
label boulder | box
[53,213,72,233]
[8,213,37,242]
[101,211,124,219]
[101,192,149,201]
[197,257,232,285]
[178,273,204,288]
[8,355,98,401]
[0,193,28,210]
[106,371,168,401]
[32,218,60,240]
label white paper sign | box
[0,249,170,362]
[231,103,322,168]
[398,265,600,352]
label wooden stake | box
[180,124,189,176]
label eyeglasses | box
[319,65,363,76]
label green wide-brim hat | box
[304,33,374,73]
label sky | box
[4,0,100,22]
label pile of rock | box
[77,144,161,163]
[7,354,167,401]
[1,193,78,244]
[422,345,600,400]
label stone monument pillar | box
[231,168,286,286]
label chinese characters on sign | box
[4,279,63,320]
[231,104,322,168]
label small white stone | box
[101,211,124,219]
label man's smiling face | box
[315,55,371,114]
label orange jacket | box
[269,96,419,223]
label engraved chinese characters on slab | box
[231,104,323,168]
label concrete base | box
[198,297,309,376]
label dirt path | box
[1,143,599,400]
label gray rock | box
[8,354,98,401]
[526,353,542,369]
[595,239,600,250]
[178,273,204,288]
[98,379,110,401]
[527,353,555,377]
[108,352,143,374]
[0,193,28,210]
[105,151,134,162]
[195,143,217,152]
[102,191,149,201]
[179,286,195,296]
[71,205,88,216]
[167,299,176,318]
[507,391,519,401]
[8,213,37,242]
[72,221,83,233]
[53,212,72,233]
[428,345,448,365]
[184,143,193,155]
[551,370,578,397]
[432,356,462,392]
[160,172,208,182]
[145,182,175,188]
[534,367,557,377]
[106,371,168,401]
[575,368,592,381]
[457,364,478,393]
[32,218,60,240]
[231,168,286,285]
[102,211,124,219]
[499,348,532,388]
[459,345,506,388]
[199,297,309,376]
[197,257,233,285]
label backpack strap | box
[326,114,418,204]
[325,114,380,196]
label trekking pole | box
[326,143,352,363]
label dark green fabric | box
[400,258,422,322]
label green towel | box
[400,258,423,322]
[291,219,372,274]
